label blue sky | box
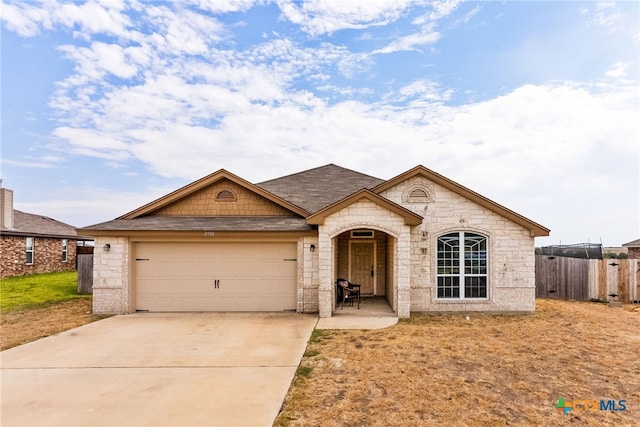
[1,0,638,247]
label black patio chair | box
[336,278,361,309]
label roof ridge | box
[257,163,382,185]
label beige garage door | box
[135,242,297,311]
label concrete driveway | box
[1,312,317,427]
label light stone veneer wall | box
[380,175,536,313]
[317,200,412,318]
[92,237,131,314]
[91,174,536,316]
[297,236,320,313]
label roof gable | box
[306,189,423,226]
[257,164,385,213]
[119,169,309,219]
[152,178,296,217]
[373,165,550,237]
[622,239,640,248]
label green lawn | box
[0,271,89,312]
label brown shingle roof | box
[79,163,549,236]
[84,216,312,232]
[257,164,384,213]
[2,210,84,239]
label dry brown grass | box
[276,299,640,427]
[0,298,108,350]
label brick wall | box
[0,235,77,278]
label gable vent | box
[409,188,429,202]
[216,190,236,201]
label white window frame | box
[26,237,35,265]
[62,239,68,262]
[436,231,488,299]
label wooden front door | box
[350,241,375,295]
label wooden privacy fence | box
[77,253,93,294]
[535,255,639,303]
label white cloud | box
[15,185,166,227]
[54,0,135,38]
[278,0,413,36]
[398,79,452,101]
[2,159,57,169]
[582,1,625,32]
[144,5,223,54]
[195,0,260,14]
[58,41,139,81]
[0,2,48,36]
[0,0,137,39]
[605,61,630,80]
[2,1,638,244]
[373,23,440,54]
[373,0,464,54]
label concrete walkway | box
[1,313,317,427]
[317,296,399,329]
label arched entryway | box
[312,193,417,319]
[331,227,397,315]
[333,228,392,297]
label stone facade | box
[0,235,77,278]
[379,175,536,313]
[297,236,320,313]
[92,237,130,314]
[317,199,412,318]
[88,166,544,316]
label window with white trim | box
[26,237,35,265]
[437,232,487,299]
[62,239,68,262]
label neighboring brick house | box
[79,164,550,317]
[0,187,90,278]
[622,239,640,259]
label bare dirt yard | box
[276,299,640,427]
[0,298,107,350]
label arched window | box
[216,190,236,201]
[437,232,487,299]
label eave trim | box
[306,189,423,226]
[372,165,550,237]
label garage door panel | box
[135,242,297,312]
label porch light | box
[310,244,315,252]
[103,243,111,251]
